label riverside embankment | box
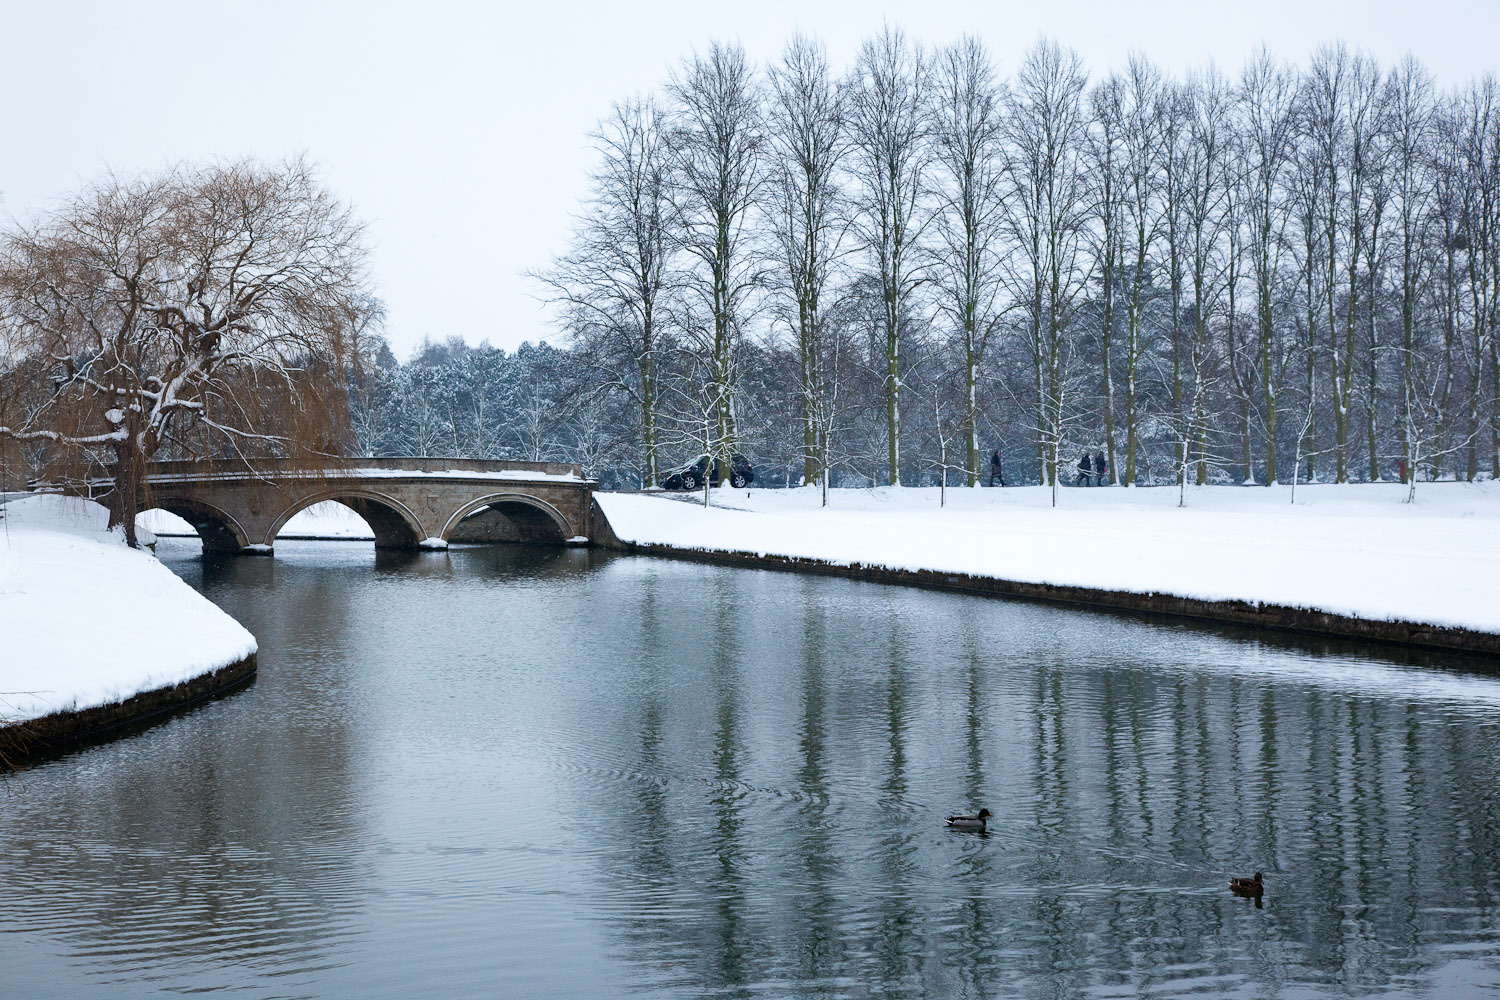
[592,482,1500,658]
[0,495,258,764]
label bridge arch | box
[268,489,426,549]
[441,493,573,545]
[146,497,251,554]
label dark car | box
[660,453,755,490]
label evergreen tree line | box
[345,335,611,472]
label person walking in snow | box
[989,449,1003,487]
[1077,452,1093,486]
[1095,451,1108,486]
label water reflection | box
[2,541,1499,998]
[575,559,1500,999]
[1,544,371,996]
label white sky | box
[3,0,1497,359]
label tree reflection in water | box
[583,560,1500,998]
[3,541,1499,998]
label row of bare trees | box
[544,31,1500,498]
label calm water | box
[4,539,1500,998]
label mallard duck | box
[1229,872,1264,895]
[945,808,993,830]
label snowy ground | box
[595,482,1500,636]
[0,495,258,724]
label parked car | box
[659,453,755,491]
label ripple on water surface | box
[3,538,1500,998]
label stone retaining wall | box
[599,535,1500,660]
[2,655,258,769]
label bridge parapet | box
[144,456,585,481]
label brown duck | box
[1229,872,1264,896]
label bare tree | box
[541,97,676,485]
[1002,39,1092,499]
[1108,55,1168,486]
[931,35,1008,486]
[1429,95,1469,479]
[1179,67,1235,484]
[1161,76,1191,485]
[571,391,626,482]
[345,304,394,457]
[766,34,848,487]
[1453,77,1499,481]
[1361,82,1395,484]
[0,159,372,546]
[668,41,766,485]
[848,25,932,486]
[656,345,742,507]
[1086,70,1127,484]
[1290,104,1331,483]
[1386,56,1437,485]
[509,388,563,463]
[811,305,861,505]
[1221,142,1257,483]
[1237,48,1299,484]
[1302,45,1385,482]
[1401,326,1480,501]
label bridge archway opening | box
[444,494,571,546]
[269,492,424,550]
[139,499,249,555]
[271,498,391,544]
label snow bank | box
[595,482,1500,636]
[0,495,258,724]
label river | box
[3,538,1500,998]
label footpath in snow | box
[594,482,1500,638]
[0,495,258,725]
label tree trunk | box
[1366,284,1380,481]
[965,355,980,486]
[887,315,901,486]
[109,431,145,549]
[1258,253,1278,485]
[642,345,659,487]
[803,328,820,486]
[1100,278,1117,485]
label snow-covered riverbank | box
[595,482,1500,638]
[1,495,258,725]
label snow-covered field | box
[596,482,1500,636]
[0,495,258,724]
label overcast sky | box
[3,0,1498,359]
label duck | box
[1229,872,1264,896]
[945,808,993,830]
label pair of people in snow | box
[1077,452,1109,486]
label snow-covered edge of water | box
[1,495,259,724]
[594,483,1500,637]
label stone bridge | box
[134,458,597,555]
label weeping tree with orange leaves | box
[0,159,376,547]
